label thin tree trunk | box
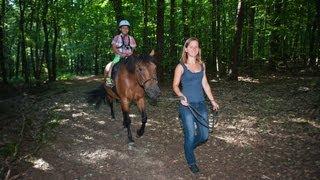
[15,41,20,78]
[269,0,283,72]
[52,21,58,81]
[142,0,149,53]
[247,1,255,75]
[182,0,189,40]
[0,0,7,83]
[211,0,220,78]
[18,0,29,84]
[309,0,320,71]
[42,0,52,81]
[169,0,176,63]
[229,0,244,80]
[94,42,99,75]
[111,0,123,23]
[156,0,164,79]
[35,11,41,82]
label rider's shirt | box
[111,34,137,55]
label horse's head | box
[135,50,161,100]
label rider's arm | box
[112,44,120,55]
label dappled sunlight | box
[63,81,74,85]
[8,75,317,179]
[59,118,70,125]
[82,134,94,140]
[72,112,88,118]
[52,103,72,112]
[238,76,260,83]
[29,158,54,171]
[80,148,129,164]
[97,120,106,125]
[74,75,95,80]
[216,115,260,147]
[72,123,109,137]
[291,117,320,129]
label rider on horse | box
[105,20,137,87]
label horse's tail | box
[87,84,106,109]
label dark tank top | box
[180,63,205,103]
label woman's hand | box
[211,100,219,111]
[179,96,189,106]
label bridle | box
[141,77,158,88]
[136,64,158,88]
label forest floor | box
[0,75,320,179]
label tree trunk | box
[15,41,20,78]
[35,10,41,82]
[156,0,164,79]
[142,0,149,53]
[43,0,52,82]
[211,0,220,78]
[229,0,244,81]
[52,19,59,81]
[182,0,189,40]
[19,0,29,84]
[111,0,123,23]
[0,0,7,83]
[169,0,176,63]
[309,0,320,71]
[269,0,283,72]
[94,43,99,75]
[247,1,255,75]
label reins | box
[157,96,219,130]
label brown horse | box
[88,51,161,143]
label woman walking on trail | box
[105,19,137,87]
[172,37,219,173]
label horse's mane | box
[120,54,156,74]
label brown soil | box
[1,76,319,179]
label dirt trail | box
[1,76,319,179]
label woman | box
[172,37,219,173]
[105,19,137,87]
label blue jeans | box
[179,101,209,166]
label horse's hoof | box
[128,141,135,150]
[136,130,144,138]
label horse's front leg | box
[136,98,147,138]
[120,99,134,143]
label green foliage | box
[1,0,319,84]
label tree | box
[181,0,189,40]
[169,0,176,63]
[229,0,244,80]
[309,0,320,71]
[111,0,123,23]
[246,0,255,75]
[0,0,7,83]
[211,0,221,77]
[18,0,29,84]
[156,0,164,79]
[269,0,283,72]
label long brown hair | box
[180,37,202,64]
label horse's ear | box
[149,49,155,57]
